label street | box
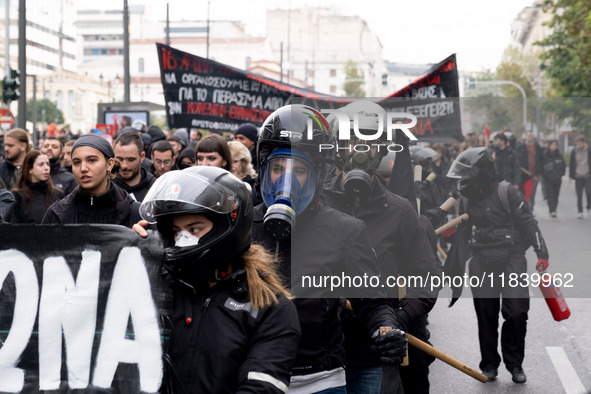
[428,176,591,393]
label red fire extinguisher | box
[539,271,571,322]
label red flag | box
[483,124,491,141]
[523,178,534,201]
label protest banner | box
[0,224,169,393]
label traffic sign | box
[0,108,15,130]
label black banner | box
[0,224,169,393]
[157,44,461,142]
[157,43,343,133]
[379,54,462,142]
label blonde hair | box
[239,244,291,309]
[228,140,256,179]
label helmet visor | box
[260,149,317,215]
[140,168,240,223]
[446,160,476,179]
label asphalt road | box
[428,176,591,393]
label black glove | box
[425,207,447,228]
[414,180,427,201]
[371,328,407,365]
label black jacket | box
[323,174,440,368]
[41,183,136,227]
[12,182,64,223]
[113,167,156,202]
[516,141,544,181]
[542,150,566,183]
[253,203,397,376]
[494,147,521,186]
[0,186,14,222]
[166,270,300,393]
[430,157,455,200]
[0,159,20,189]
[49,161,76,195]
[460,182,548,259]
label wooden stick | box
[414,165,423,214]
[345,302,488,383]
[439,197,456,212]
[437,244,448,260]
[435,213,469,235]
[407,334,488,383]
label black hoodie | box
[113,167,156,202]
[49,160,76,195]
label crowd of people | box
[0,104,587,392]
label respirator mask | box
[260,148,317,239]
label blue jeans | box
[346,366,383,394]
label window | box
[56,91,64,111]
[68,91,75,116]
[330,85,337,94]
[138,58,144,73]
[330,69,337,77]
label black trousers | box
[399,314,435,394]
[469,252,530,371]
[575,177,591,213]
[544,180,561,213]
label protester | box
[411,145,445,214]
[569,135,591,219]
[234,122,259,169]
[322,101,440,394]
[176,147,196,170]
[492,133,521,188]
[172,128,190,151]
[42,134,137,226]
[228,140,256,186]
[253,104,407,393]
[147,125,166,145]
[113,131,156,202]
[542,140,566,217]
[135,166,301,393]
[189,128,202,149]
[150,140,176,178]
[166,136,184,160]
[41,136,76,195]
[516,131,544,208]
[446,147,549,384]
[430,143,455,201]
[61,139,75,172]
[196,134,231,171]
[12,150,64,223]
[0,128,31,189]
[131,119,147,133]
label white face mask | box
[174,230,200,247]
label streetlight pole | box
[471,79,527,134]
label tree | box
[537,0,591,137]
[26,98,64,124]
[538,0,591,97]
[342,61,365,97]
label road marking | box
[546,346,588,394]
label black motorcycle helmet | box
[139,166,252,287]
[257,104,336,207]
[447,147,497,198]
[410,145,437,168]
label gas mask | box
[260,148,317,239]
[341,144,383,198]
